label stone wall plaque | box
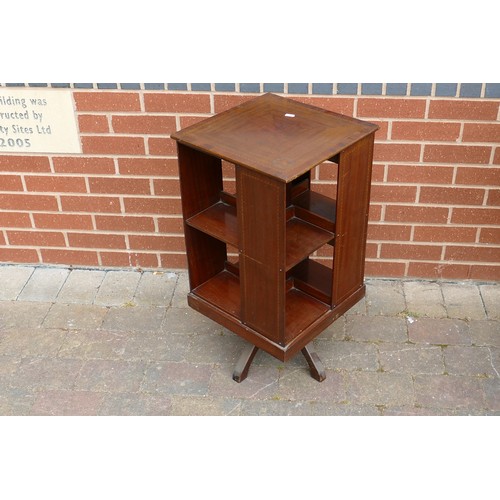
[0,89,81,154]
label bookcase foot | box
[301,344,326,382]
[233,344,259,383]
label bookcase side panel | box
[237,167,286,345]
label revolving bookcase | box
[171,93,378,382]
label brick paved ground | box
[0,264,498,415]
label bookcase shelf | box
[172,93,378,381]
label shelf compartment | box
[186,201,238,247]
[286,217,334,271]
[292,190,336,232]
[289,258,333,305]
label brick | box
[367,223,412,241]
[0,174,23,191]
[0,248,38,263]
[95,215,155,232]
[371,121,389,141]
[387,164,454,184]
[480,228,500,244]
[408,318,471,345]
[144,93,211,113]
[68,232,127,249]
[451,207,500,225]
[128,235,185,252]
[370,184,417,203]
[74,92,141,112]
[455,167,500,186]
[153,179,180,196]
[118,158,178,176]
[88,176,151,195]
[487,189,500,206]
[373,143,421,162]
[81,136,145,155]
[0,212,31,228]
[419,186,485,205]
[470,265,500,281]
[31,390,105,416]
[100,251,159,269]
[0,232,5,245]
[157,217,183,233]
[407,262,470,280]
[289,96,354,116]
[179,115,210,128]
[148,137,177,156]
[52,157,115,174]
[445,245,500,263]
[424,144,491,164]
[34,213,93,230]
[495,148,500,164]
[0,193,58,211]
[365,242,378,258]
[380,243,442,260]
[391,121,461,141]
[462,123,500,143]
[25,175,87,193]
[41,249,99,266]
[213,94,254,113]
[123,197,181,215]
[365,260,406,278]
[8,230,65,247]
[0,155,50,172]
[160,253,187,269]
[384,205,449,223]
[61,195,121,213]
[413,226,477,243]
[78,114,109,133]
[368,204,382,221]
[357,98,426,118]
[371,164,385,182]
[428,100,498,120]
[112,115,176,134]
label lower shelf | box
[192,269,330,346]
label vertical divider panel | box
[332,133,375,305]
[237,167,286,345]
[177,143,227,290]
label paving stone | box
[315,339,379,371]
[56,269,106,304]
[134,271,177,306]
[142,361,212,396]
[482,378,500,410]
[0,265,34,300]
[0,328,67,357]
[480,285,500,320]
[30,390,106,416]
[382,406,454,416]
[11,357,83,391]
[163,307,221,335]
[0,387,34,415]
[414,375,485,410]
[58,329,128,360]
[239,399,380,416]
[99,392,172,416]
[366,279,406,316]
[171,272,190,308]
[346,372,414,406]
[94,270,141,306]
[315,315,346,341]
[75,359,147,393]
[0,302,52,329]
[183,331,247,365]
[17,267,70,302]
[0,355,22,378]
[378,343,445,375]
[346,315,408,343]
[441,283,486,320]
[43,303,108,330]
[251,344,305,368]
[170,395,242,416]
[469,320,500,347]
[344,295,367,315]
[102,305,165,331]
[489,347,500,378]
[208,364,279,400]
[123,331,193,363]
[403,281,447,318]
[278,368,346,402]
[408,318,471,345]
[444,346,498,377]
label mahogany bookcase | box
[172,93,378,382]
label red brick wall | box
[1,85,499,281]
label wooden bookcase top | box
[171,93,378,182]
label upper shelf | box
[171,93,378,182]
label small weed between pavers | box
[122,301,136,308]
[398,309,421,321]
